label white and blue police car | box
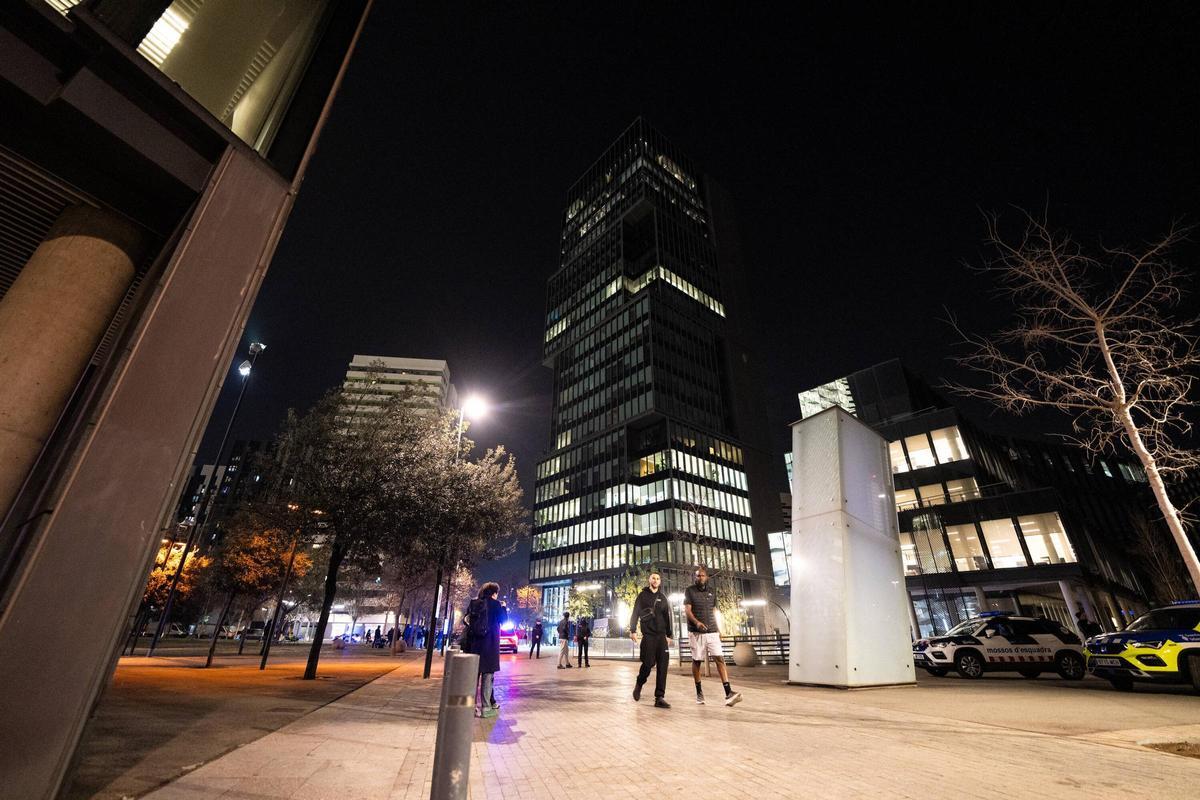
[913,612,1086,680]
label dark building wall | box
[0,3,369,796]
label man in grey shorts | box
[683,566,742,706]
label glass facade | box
[530,120,758,602]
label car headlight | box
[1127,640,1164,650]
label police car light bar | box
[978,611,1006,617]
[1168,599,1200,605]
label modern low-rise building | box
[795,359,1180,639]
[342,354,458,413]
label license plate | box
[1091,657,1122,667]
[913,653,926,661]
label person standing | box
[684,566,741,707]
[462,582,507,718]
[556,612,573,669]
[577,617,591,667]
[529,619,543,659]
[629,572,673,708]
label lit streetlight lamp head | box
[461,395,488,420]
[249,342,266,355]
[237,360,252,377]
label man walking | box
[529,619,543,659]
[684,566,741,706]
[556,611,573,669]
[629,572,673,708]
[577,617,591,667]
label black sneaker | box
[654,699,671,709]
[566,664,573,668]
[633,684,643,701]
[696,690,705,705]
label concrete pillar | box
[1058,580,1084,637]
[1077,589,1101,628]
[973,586,988,613]
[0,205,143,519]
[1010,590,1025,615]
[906,591,920,640]
[1105,592,1125,630]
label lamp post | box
[423,395,487,679]
[740,597,790,629]
[148,342,265,656]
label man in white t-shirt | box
[683,566,742,706]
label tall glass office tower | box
[530,119,781,627]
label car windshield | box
[942,619,983,637]
[1126,608,1200,632]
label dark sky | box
[204,3,1200,578]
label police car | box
[1084,601,1200,693]
[913,612,1086,680]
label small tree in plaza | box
[566,586,599,621]
[614,564,652,634]
[950,214,1200,593]
[514,584,542,628]
[199,517,311,667]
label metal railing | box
[678,633,789,665]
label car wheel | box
[1056,651,1085,680]
[1185,652,1200,694]
[1018,669,1041,679]
[1108,675,1134,692]
[954,650,985,679]
[924,667,948,677]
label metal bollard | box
[430,652,479,800]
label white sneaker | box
[724,691,742,707]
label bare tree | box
[949,213,1200,592]
[1131,512,1191,603]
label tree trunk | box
[304,536,347,680]
[1118,407,1200,594]
[422,562,444,679]
[205,592,236,668]
[391,588,407,655]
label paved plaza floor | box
[141,651,1200,800]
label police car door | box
[979,620,1016,666]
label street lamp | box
[424,392,490,678]
[740,597,790,629]
[148,340,266,656]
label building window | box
[946,523,988,571]
[889,440,909,473]
[930,426,969,464]
[944,477,980,502]
[894,488,918,512]
[137,1,333,155]
[979,518,1028,568]
[916,483,946,506]
[1018,513,1077,565]
[904,434,936,470]
[899,531,920,576]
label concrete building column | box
[1105,592,1126,630]
[0,204,143,519]
[1058,580,1084,637]
[906,591,921,640]
[973,586,989,613]
[1077,589,1101,629]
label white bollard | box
[430,652,479,800]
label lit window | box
[944,477,980,502]
[979,519,1028,568]
[930,427,969,463]
[946,524,988,571]
[917,484,946,506]
[894,488,918,512]
[899,531,920,576]
[1018,513,1076,565]
[904,434,936,470]
[889,440,909,474]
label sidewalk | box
[146,652,1200,799]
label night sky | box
[202,4,1200,578]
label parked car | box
[1085,601,1200,693]
[913,613,1085,680]
[499,621,519,653]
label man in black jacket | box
[628,572,674,708]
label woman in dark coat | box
[462,582,506,717]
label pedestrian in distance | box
[462,581,507,718]
[629,571,673,708]
[557,611,573,669]
[529,619,543,659]
[577,617,591,667]
[684,566,742,707]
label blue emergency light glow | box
[1169,600,1200,605]
[978,611,1006,617]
